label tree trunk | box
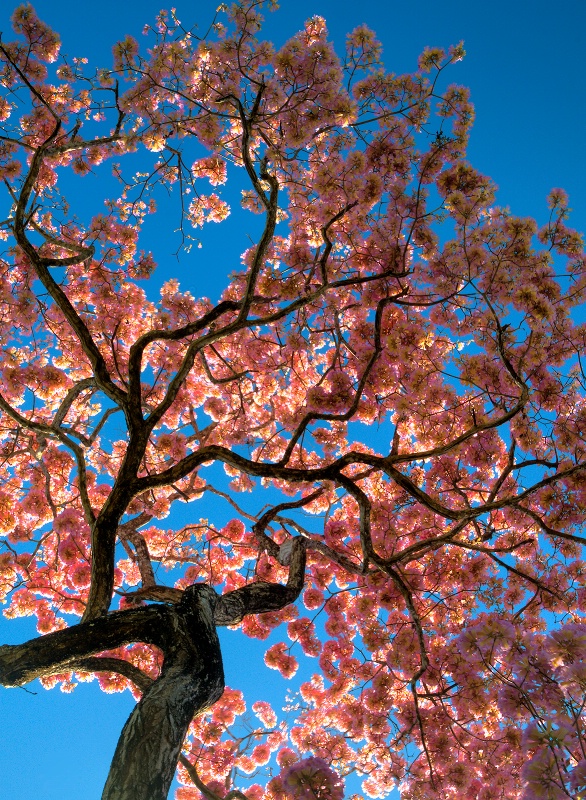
[102,584,224,800]
[0,543,307,800]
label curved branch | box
[0,390,95,523]
[71,656,154,693]
[117,522,157,589]
[127,300,240,421]
[12,138,127,409]
[336,474,376,568]
[251,489,324,558]
[516,504,586,546]
[214,536,306,625]
[123,538,307,627]
[178,756,250,800]
[52,377,96,429]
[0,603,172,687]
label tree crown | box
[0,3,585,798]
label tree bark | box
[0,541,307,800]
[102,584,224,800]
[0,585,224,800]
[0,605,169,687]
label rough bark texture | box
[0,544,306,800]
[102,584,224,800]
[0,605,169,687]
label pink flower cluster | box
[282,757,344,800]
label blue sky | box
[0,1,585,798]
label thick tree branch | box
[214,536,306,625]
[12,150,127,409]
[122,538,307,627]
[127,300,240,421]
[0,603,172,687]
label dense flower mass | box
[0,2,585,800]
[282,757,344,800]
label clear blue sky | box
[0,1,584,798]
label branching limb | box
[277,235,397,467]
[251,490,324,559]
[0,603,173,687]
[516,504,586,546]
[12,147,127,409]
[336,474,376,568]
[118,537,306,627]
[52,378,96,429]
[0,390,95,523]
[71,656,154,693]
[178,758,249,800]
[127,300,240,423]
[234,93,280,323]
[29,218,95,265]
[214,536,307,626]
[486,552,563,600]
[117,521,157,589]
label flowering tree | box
[0,2,585,799]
